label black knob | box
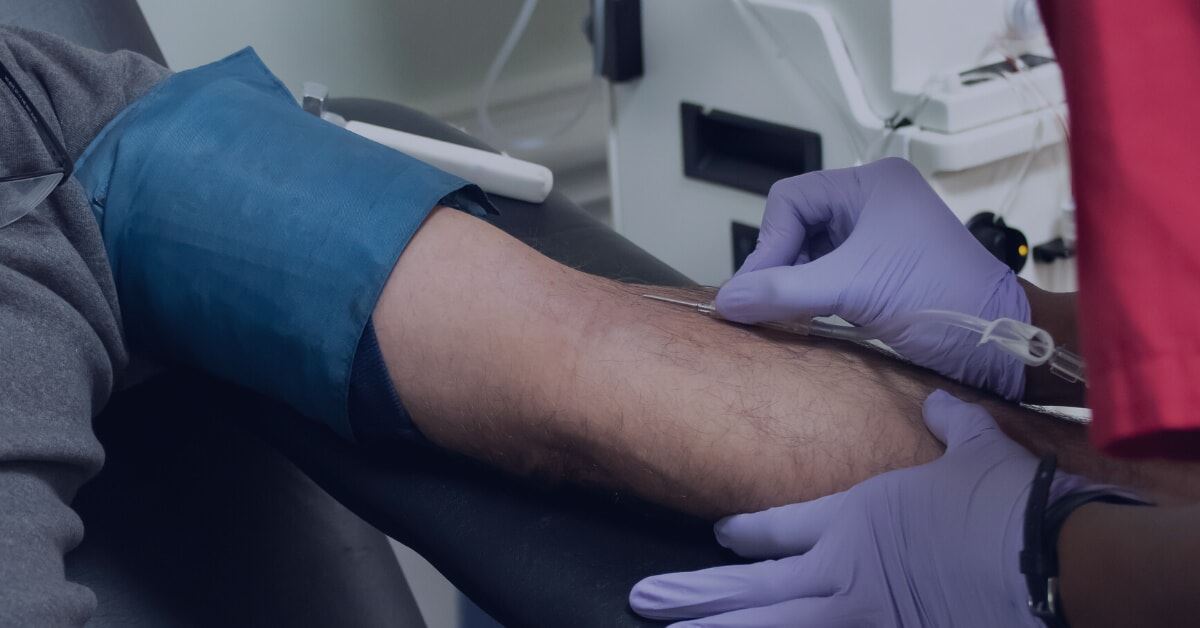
[967,211,1029,273]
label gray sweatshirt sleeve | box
[0,26,168,626]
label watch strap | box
[1020,455,1149,627]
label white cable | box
[732,0,871,163]
[476,0,600,153]
[1002,45,1069,142]
[992,69,1043,220]
[967,32,1071,222]
[863,80,938,162]
[1002,49,1074,222]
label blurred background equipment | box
[606,0,1077,290]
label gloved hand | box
[717,158,1029,400]
[629,390,1098,628]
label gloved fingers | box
[714,492,847,559]
[803,229,838,262]
[787,229,836,266]
[736,169,862,277]
[629,556,835,621]
[715,262,844,324]
[665,595,856,628]
[921,389,1000,450]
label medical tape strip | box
[75,48,494,440]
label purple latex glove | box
[717,158,1029,400]
[630,390,1099,628]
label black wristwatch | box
[1019,455,1149,627]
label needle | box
[642,293,816,336]
[640,294,711,310]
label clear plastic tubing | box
[704,304,1086,385]
[823,310,1050,362]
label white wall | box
[138,0,594,117]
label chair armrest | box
[68,375,427,627]
[236,379,734,628]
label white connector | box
[346,120,554,204]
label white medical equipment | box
[302,82,555,204]
[642,293,1087,384]
[346,121,554,204]
[607,0,1074,289]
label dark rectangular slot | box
[681,102,821,196]
[731,221,761,273]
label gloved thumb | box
[921,389,999,450]
[715,263,843,324]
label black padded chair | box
[4,2,736,626]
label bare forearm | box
[1059,503,1200,627]
[376,208,937,515]
[589,283,1200,513]
[555,279,942,514]
[375,209,1199,517]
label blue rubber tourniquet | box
[74,48,493,440]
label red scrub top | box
[1039,0,1200,458]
